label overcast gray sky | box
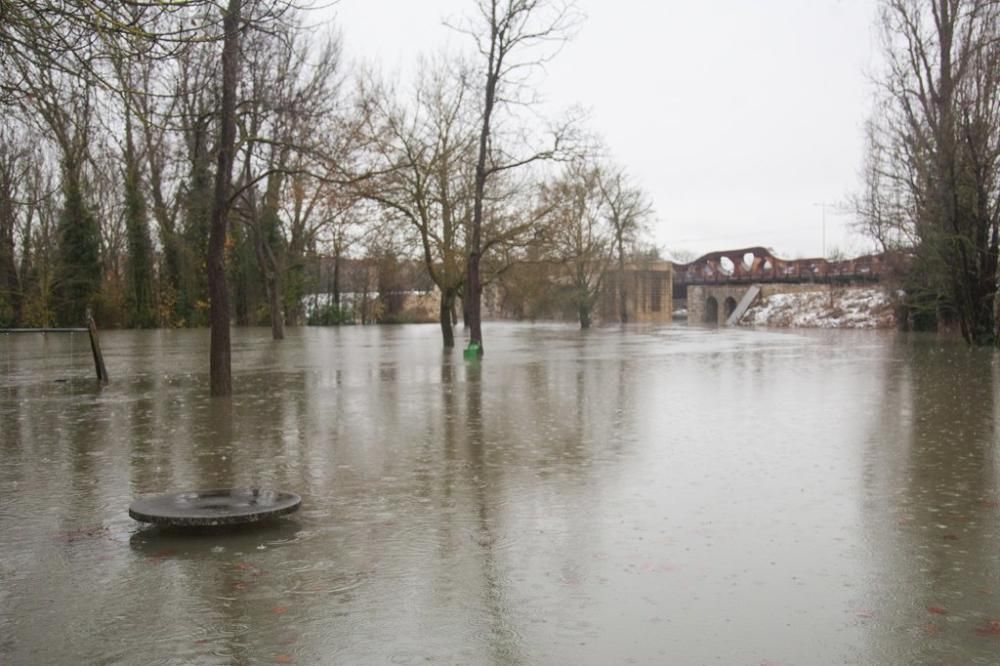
[326,0,881,260]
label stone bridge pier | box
[687,285,750,324]
[688,283,842,325]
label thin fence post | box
[86,309,109,385]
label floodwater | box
[1,323,999,665]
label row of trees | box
[0,0,656,393]
[856,0,1000,345]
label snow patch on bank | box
[742,287,895,329]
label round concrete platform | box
[129,488,301,526]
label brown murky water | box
[1,323,999,664]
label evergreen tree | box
[123,148,156,328]
[54,161,101,326]
[179,155,213,326]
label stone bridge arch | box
[704,296,719,323]
[723,296,738,320]
[689,285,759,325]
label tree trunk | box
[578,301,592,329]
[207,0,241,396]
[332,250,341,312]
[253,232,284,340]
[0,178,22,324]
[467,29,499,356]
[268,271,284,340]
[617,234,627,323]
[440,288,456,348]
[465,253,483,351]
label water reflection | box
[1,325,999,663]
[862,340,999,663]
[461,363,520,664]
[129,519,306,664]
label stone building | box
[599,261,673,323]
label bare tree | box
[131,54,186,326]
[203,0,303,394]
[850,117,918,253]
[457,0,582,355]
[361,58,479,347]
[598,165,652,323]
[1,135,60,327]
[175,29,222,326]
[208,0,242,396]
[2,0,166,104]
[868,0,1000,343]
[234,26,346,340]
[538,158,612,328]
[0,128,33,325]
[100,50,159,328]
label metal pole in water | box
[86,309,109,385]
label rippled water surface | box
[1,323,999,664]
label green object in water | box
[463,342,480,360]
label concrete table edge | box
[128,488,302,527]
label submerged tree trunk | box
[578,301,592,329]
[252,222,284,340]
[268,273,283,340]
[440,288,457,348]
[207,0,242,396]
[465,253,483,350]
[617,236,627,323]
[253,237,284,340]
[332,250,341,312]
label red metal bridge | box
[672,247,894,287]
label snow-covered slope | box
[741,287,895,329]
